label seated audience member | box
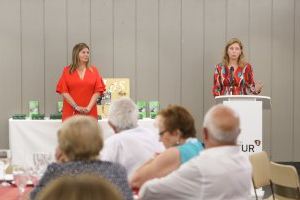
[138,105,252,200]
[130,105,204,189]
[101,97,164,178]
[36,174,122,200]
[30,115,133,200]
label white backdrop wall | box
[0,0,299,161]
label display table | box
[9,118,157,167]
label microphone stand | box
[230,66,234,95]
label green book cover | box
[50,113,62,120]
[137,101,147,119]
[12,114,26,120]
[149,101,159,119]
[31,114,45,120]
[57,101,63,113]
[29,101,39,118]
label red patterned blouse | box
[212,63,259,97]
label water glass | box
[0,149,11,174]
[32,152,53,177]
[13,166,29,197]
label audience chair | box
[249,151,275,200]
[270,161,300,200]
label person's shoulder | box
[124,126,150,135]
[44,162,63,173]
[214,63,224,71]
[63,65,71,70]
[91,160,115,167]
[123,127,158,142]
[106,129,140,145]
[47,162,60,168]
[216,63,224,68]
[100,160,127,172]
[61,65,71,73]
[243,62,252,68]
[187,138,204,147]
[136,126,152,133]
[112,127,140,138]
[74,160,116,170]
[243,62,253,71]
[105,133,123,144]
[89,65,99,71]
[158,147,180,160]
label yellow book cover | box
[97,78,130,118]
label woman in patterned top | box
[212,38,263,96]
[30,116,133,200]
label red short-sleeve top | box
[56,65,105,121]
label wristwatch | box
[72,103,79,111]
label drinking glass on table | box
[0,150,12,186]
[13,165,29,198]
[0,150,11,173]
[32,152,53,177]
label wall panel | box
[114,0,136,99]
[0,0,21,148]
[91,0,114,77]
[293,0,300,161]
[44,0,68,115]
[136,0,159,101]
[21,0,45,114]
[203,0,226,114]
[227,0,249,54]
[272,0,294,161]
[67,0,90,63]
[159,0,181,108]
[182,0,204,132]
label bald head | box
[203,105,240,146]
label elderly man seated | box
[101,97,164,177]
[138,104,252,200]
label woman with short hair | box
[30,115,133,200]
[130,105,204,189]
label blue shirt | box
[177,138,204,164]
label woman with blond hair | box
[212,38,263,96]
[56,43,105,121]
[30,116,133,200]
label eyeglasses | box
[159,130,168,136]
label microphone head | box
[230,66,234,72]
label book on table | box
[29,101,39,118]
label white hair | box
[203,105,240,143]
[108,97,138,132]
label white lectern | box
[215,95,271,155]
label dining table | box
[0,184,33,200]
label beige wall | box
[0,0,299,161]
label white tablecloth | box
[9,118,157,167]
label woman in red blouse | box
[56,43,106,121]
[212,38,263,97]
